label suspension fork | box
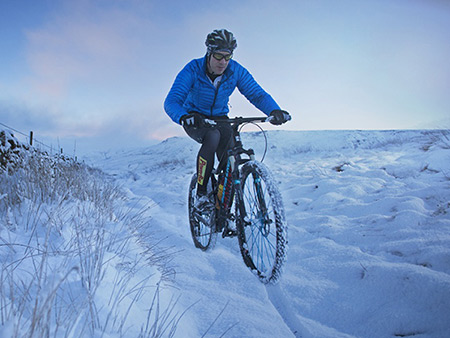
[233,165,247,226]
[252,172,270,233]
[235,158,271,233]
[232,152,258,227]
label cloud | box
[0,98,182,155]
[25,2,147,100]
[3,0,449,153]
[11,0,233,150]
[0,100,59,132]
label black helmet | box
[205,29,237,54]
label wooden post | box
[30,131,33,145]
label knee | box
[204,129,221,148]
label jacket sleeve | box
[164,62,195,124]
[235,64,280,115]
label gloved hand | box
[180,112,205,128]
[269,110,291,125]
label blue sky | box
[1,0,449,154]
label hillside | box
[88,129,450,338]
[1,129,450,337]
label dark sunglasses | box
[212,53,233,61]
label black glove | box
[269,110,291,125]
[180,112,205,128]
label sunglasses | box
[212,53,233,61]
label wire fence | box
[0,121,70,156]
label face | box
[207,51,232,75]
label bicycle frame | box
[188,115,288,283]
[212,117,269,230]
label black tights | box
[184,122,233,195]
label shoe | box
[194,192,214,213]
[217,214,237,237]
[222,224,237,238]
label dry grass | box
[0,136,182,337]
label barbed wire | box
[0,121,60,153]
[0,122,28,138]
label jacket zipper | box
[210,83,220,116]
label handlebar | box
[206,115,291,126]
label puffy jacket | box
[164,56,280,124]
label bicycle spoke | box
[237,161,287,284]
[247,218,276,272]
[186,117,288,283]
[188,173,217,251]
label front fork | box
[233,154,271,236]
[232,149,257,229]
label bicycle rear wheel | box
[188,173,217,251]
[237,161,287,284]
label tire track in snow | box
[266,284,356,338]
[266,284,308,337]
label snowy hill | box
[87,129,450,338]
[2,129,450,337]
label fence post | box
[30,131,33,146]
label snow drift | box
[2,128,450,337]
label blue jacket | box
[164,56,280,124]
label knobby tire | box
[188,173,218,251]
[236,161,287,284]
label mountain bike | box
[187,116,288,284]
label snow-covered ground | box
[85,129,450,338]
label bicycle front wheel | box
[188,173,217,251]
[237,161,287,284]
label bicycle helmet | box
[205,29,237,54]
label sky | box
[1,0,449,154]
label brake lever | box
[204,119,217,126]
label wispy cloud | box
[14,0,181,146]
[25,2,147,100]
[2,0,449,154]
[0,101,59,132]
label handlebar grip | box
[266,113,291,123]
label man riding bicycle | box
[164,29,290,209]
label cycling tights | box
[184,120,233,195]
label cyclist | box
[164,29,290,208]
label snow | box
[3,128,450,337]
